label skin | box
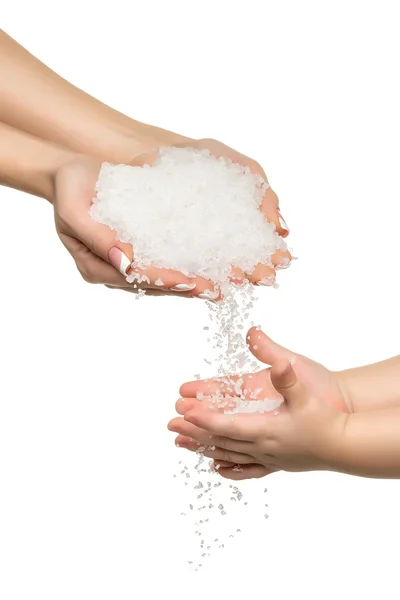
[169,328,400,480]
[0,30,291,295]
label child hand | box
[168,328,352,480]
[172,359,347,480]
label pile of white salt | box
[91,146,291,568]
[90,147,287,284]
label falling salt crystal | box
[92,148,294,566]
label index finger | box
[184,409,267,441]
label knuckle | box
[217,436,228,450]
[224,451,233,463]
[77,262,98,285]
[226,420,237,440]
[199,137,217,145]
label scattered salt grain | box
[91,146,292,571]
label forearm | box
[338,355,400,412]
[0,30,189,164]
[331,408,400,478]
[0,122,74,202]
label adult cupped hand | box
[54,139,291,298]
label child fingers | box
[175,437,255,464]
[169,419,252,453]
[218,464,276,480]
[179,376,239,399]
[270,360,308,407]
[175,398,199,415]
[184,409,266,441]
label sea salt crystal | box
[93,147,293,568]
[91,147,286,284]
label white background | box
[1,1,400,598]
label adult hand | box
[54,137,292,297]
[54,155,210,297]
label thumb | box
[79,216,134,277]
[247,327,295,366]
[270,360,308,407]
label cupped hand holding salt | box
[91,147,291,299]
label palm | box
[53,141,291,295]
[180,328,351,414]
[170,329,351,479]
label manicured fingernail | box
[198,293,214,301]
[170,283,197,292]
[276,257,291,270]
[257,275,276,286]
[108,247,131,275]
[278,211,289,234]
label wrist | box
[0,122,78,203]
[336,355,400,413]
[43,147,79,203]
[319,412,351,472]
[326,409,400,478]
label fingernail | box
[108,247,131,275]
[276,257,291,270]
[170,283,197,292]
[198,288,220,301]
[257,275,276,286]
[278,210,289,235]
